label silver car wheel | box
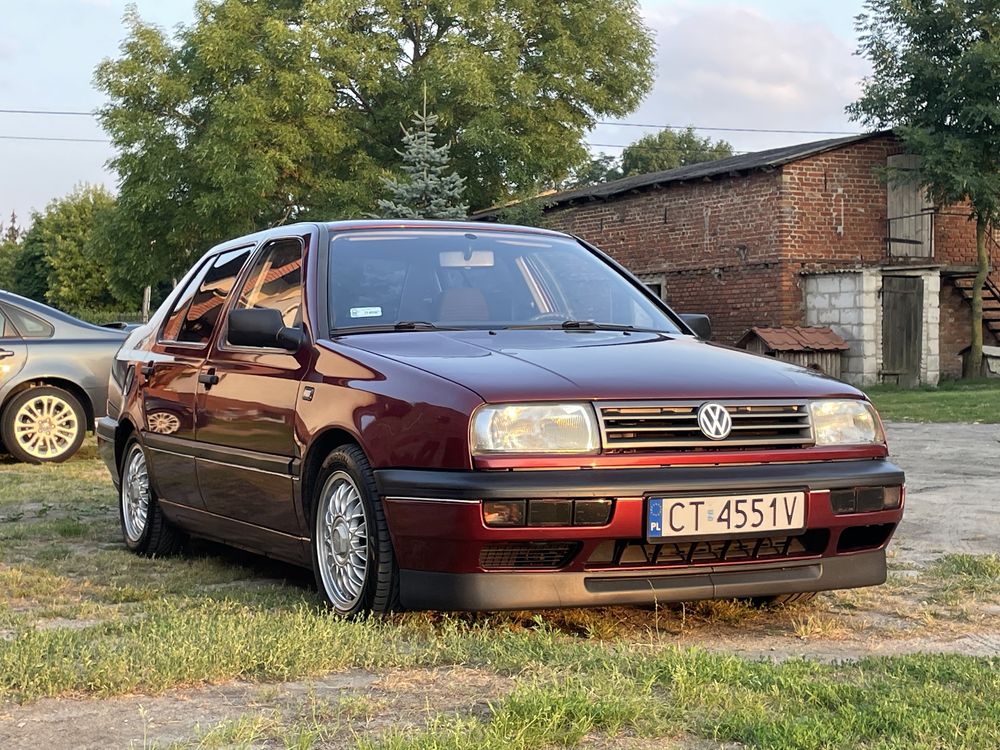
[316,471,369,611]
[12,394,80,460]
[121,444,151,543]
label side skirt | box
[159,500,311,568]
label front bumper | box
[399,550,887,610]
[376,459,904,611]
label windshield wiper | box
[331,320,450,335]
[506,320,660,332]
[393,320,440,330]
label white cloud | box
[596,2,870,154]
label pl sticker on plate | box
[349,307,383,319]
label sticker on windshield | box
[350,307,383,319]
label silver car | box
[0,291,130,463]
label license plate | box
[647,492,806,541]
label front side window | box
[328,230,681,333]
[162,246,252,345]
[231,238,304,332]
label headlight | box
[471,403,600,455]
[810,400,884,445]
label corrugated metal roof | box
[472,130,894,219]
[737,326,850,352]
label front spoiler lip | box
[375,459,905,500]
[398,548,888,611]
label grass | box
[2,443,1000,749]
[865,379,1000,423]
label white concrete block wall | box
[804,271,874,385]
[805,269,940,387]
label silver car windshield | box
[328,230,681,334]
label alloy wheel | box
[121,445,151,543]
[316,471,369,611]
[12,394,79,460]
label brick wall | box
[543,171,798,343]
[539,132,992,363]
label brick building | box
[477,131,999,386]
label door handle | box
[140,362,155,377]
[198,369,220,387]
[0,348,14,360]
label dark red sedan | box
[97,221,904,615]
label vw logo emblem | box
[697,402,732,440]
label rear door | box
[0,305,29,401]
[140,245,254,508]
[195,235,310,535]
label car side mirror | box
[680,313,712,340]
[228,308,305,351]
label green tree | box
[620,127,734,176]
[0,212,24,291]
[378,98,467,219]
[95,0,654,293]
[561,153,623,189]
[18,186,120,313]
[848,0,1000,377]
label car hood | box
[336,329,863,403]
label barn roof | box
[737,326,850,353]
[472,130,894,219]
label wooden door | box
[887,154,933,258]
[882,276,923,386]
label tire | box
[311,444,400,616]
[750,592,818,608]
[1,386,86,463]
[119,437,185,557]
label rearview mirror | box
[680,313,712,340]
[228,308,305,351]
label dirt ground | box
[880,422,1000,565]
[1,422,997,749]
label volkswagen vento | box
[98,221,905,615]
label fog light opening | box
[483,500,525,527]
[828,486,904,515]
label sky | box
[0,0,869,227]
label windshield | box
[328,230,682,334]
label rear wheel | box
[1,386,86,463]
[311,445,399,616]
[119,438,185,556]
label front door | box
[882,275,924,387]
[195,236,309,536]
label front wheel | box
[311,445,400,616]
[1,386,86,463]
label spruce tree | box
[378,94,468,220]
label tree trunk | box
[964,216,988,378]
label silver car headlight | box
[810,400,884,445]
[471,403,601,455]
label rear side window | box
[232,238,304,329]
[5,305,54,338]
[161,246,252,345]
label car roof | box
[206,220,571,256]
[0,290,126,337]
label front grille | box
[585,530,829,569]
[597,401,813,451]
[479,542,579,570]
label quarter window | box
[232,238,304,330]
[5,305,54,338]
